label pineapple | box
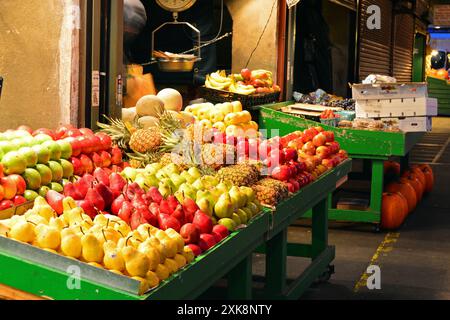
[251,178,289,206]
[129,129,161,153]
[216,164,260,187]
[97,116,136,150]
[200,143,236,170]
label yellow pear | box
[174,254,187,269]
[0,221,10,236]
[136,224,156,240]
[165,229,184,253]
[155,264,170,281]
[35,224,61,249]
[138,240,161,271]
[153,229,170,241]
[160,238,177,259]
[103,240,125,272]
[9,220,35,243]
[49,217,67,231]
[164,258,178,274]
[132,276,150,295]
[33,196,48,208]
[62,197,77,213]
[37,205,57,222]
[63,207,85,225]
[122,245,150,277]
[93,214,109,226]
[60,232,82,258]
[114,222,131,238]
[109,269,124,276]
[43,248,58,254]
[145,271,160,288]
[182,246,195,263]
[23,214,47,227]
[81,233,104,263]
[88,262,104,269]
[146,237,165,263]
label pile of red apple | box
[0,173,29,211]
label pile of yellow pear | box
[0,196,195,295]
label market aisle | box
[300,117,450,300]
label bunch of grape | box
[329,99,355,111]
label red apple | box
[192,210,213,234]
[271,165,291,181]
[79,128,95,136]
[312,132,327,147]
[64,128,82,138]
[0,200,14,211]
[198,233,217,252]
[1,177,17,200]
[314,126,324,133]
[282,148,297,162]
[17,125,33,134]
[13,195,27,206]
[100,151,112,168]
[187,244,202,257]
[241,68,252,80]
[96,133,112,151]
[91,152,103,168]
[7,174,26,195]
[64,137,81,157]
[110,146,122,165]
[212,224,229,241]
[180,223,200,244]
[315,146,330,159]
[323,131,335,143]
[302,141,316,155]
[80,154,94,174]
[70,157,84,176]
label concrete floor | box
[253,117,450,300]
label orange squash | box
[385,181,417,214]
[409,167,427,190]
[384,161,401,177]
[417,164,434,193]
[381,192,408,230]
[400,173,424,201]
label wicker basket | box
[200,86,280,110]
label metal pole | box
[90,0,101,129]
[285,5,297,101]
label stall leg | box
[226,255,253,300]
[264,229,287,298]
[312,197,328,259]
[370,159,384,228]
[400,153,410,172]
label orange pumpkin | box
[381,192,408,229]
[409,167,427,189]
[417,164,434,193]
[385,181,417,213]
[400,173,424,201]
[384,161,401,177]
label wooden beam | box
[276,0,287,101]
[0,284,46,300]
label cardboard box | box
[382,117,432,132]
[355,97,437,118]
[352,82,428,100]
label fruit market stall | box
[0,92,351,299]
[258,101,427,227]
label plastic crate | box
[320,118,340,127]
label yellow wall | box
[0,0,75,130]
[226,0,279,80]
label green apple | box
[24,190,39,201]
[145,175,160,188]
[188,167,202,180]
[1,151,27,175]
[17,147,38,167]
[135,174,147,190]
[33,133,53,145]
[22,168,42,190]
[48,160,63,182]
[58,159,74,179]
[169,173,186,189]
[2,131,14,141]
[41,140,62,161]
[35,164,53,186]
[61,178,70,187]
[38,185,50,197]
[21,136,36,147]
[180,171,196,184]
[56,140,72,159]
[178,183,197,200]
[192,178,205,191]
[32,144,50,164]
[0,141,15,154]
[13,130,32,139]
[163,163,180,175]
[11,138,27,149]
[155,170,168,181]
[122,167,137,181]
[218,218,236,232]
[48,182,63,193]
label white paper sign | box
[286,0,301,9]
[92,71,100,108]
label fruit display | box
[205,69,280,95]
[320,109,340,119]
[0,196,195,294]
[293,89,355,111]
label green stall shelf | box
[258,102,424,226]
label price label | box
[286,0,301,9]
[91,71,100,108]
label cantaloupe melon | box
[122,107,137,122]
[157,88,183,112]
[136,95,164,118]
[138,116,159,129]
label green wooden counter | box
[258,101,424,226]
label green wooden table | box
[258,102,424,226]
[255,159,351,300]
